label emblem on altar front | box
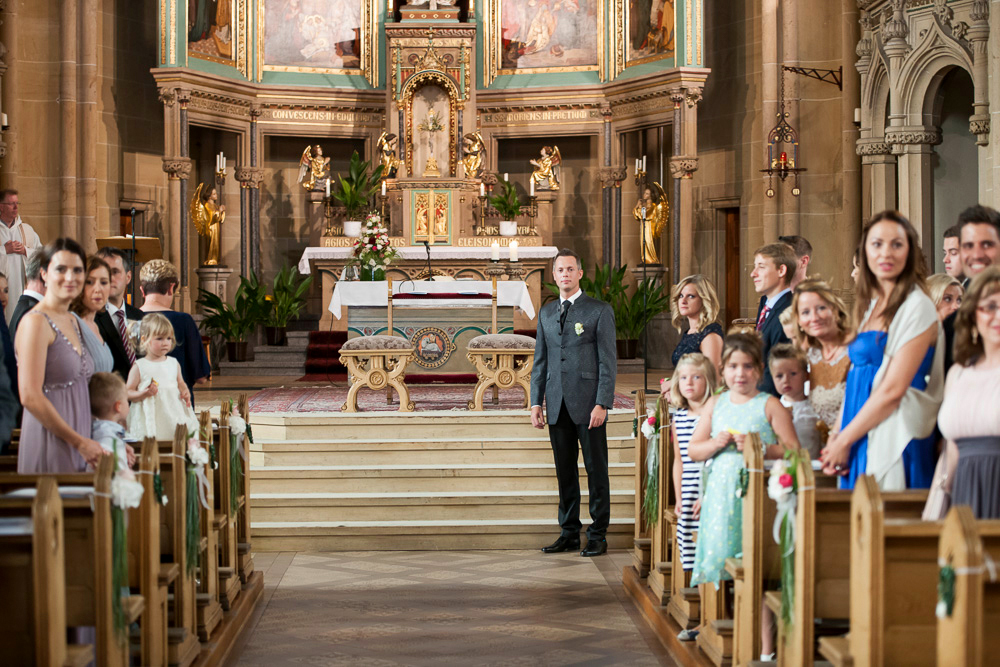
[411,326,455,369]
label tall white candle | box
[216,154,221,171]
[326,178,331,197]
[381,180,387,196]
[635,158,639,172]
[642,155,647,171]
[530,179,534,197]
[480,183,485,197]
[503,172,508,182]
[222,155,226,171]
[509,241,519,262]
[491,241,500,261]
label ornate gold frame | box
[484,0,605,86]
[256,0,379,86]
[401,71,460,177]
[612,0,676,78]
[188,0,249,78]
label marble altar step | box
[255,434,635,467]
[250,461,634,494]
[220,331,311,375]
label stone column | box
[857,140,896,218]
[178,90,191,288]
[854,10,876,222]
[1,0,19,185]
[669,86,702,281]
[840,0,861,263]
[601,106,613,267]
[60,0,78,238]
[889,128,939,250]
[79,0,97,249]
[968,1,990,197]
[235,167,265,276]
[599,166,628,270]
[250,106,262,276]
[161,158,193,283]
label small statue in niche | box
[530,145,562,191]
[418,108,445,133]
[418,108,445,177]
[190,182,226,266]
[461,131,486,179]
[633,181,670,265]
[376,131,401,179]
[297,144,330,191]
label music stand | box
[96,236,163,306]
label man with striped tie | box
[751,243,797,397]
[95,246,144,381]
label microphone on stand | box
[423,240,433,281]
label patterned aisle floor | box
[230,550,676,666]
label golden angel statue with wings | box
[461,131,486,179]
[530,145,562,190]
[377,131,400,179]
[297,144,330,191]
[191,182,226,266]
[633,181,670,265]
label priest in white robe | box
[0,190,42,322]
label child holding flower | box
[126,314,199,440]
[686,333,799,589]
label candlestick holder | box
[634,166,646,189]
[215,168,226,188]
[376,192,390,226]
[322,195,336,236]
[504,262,525,281]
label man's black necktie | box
[559,300,571,333]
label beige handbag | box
[921,450,951,521]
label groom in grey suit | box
[531,249,617,557]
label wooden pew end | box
[63,645,94,667]
[763,590,781,616]
[818,635,852,667]
[724,557,744,580]
[125,595,145,624]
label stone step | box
[255,435,635,466]
[218,360,305,376]
[249,462,634,493]
[249,349,309,363]
[250,489,635,523]
[253,342,309,354]
[250,518,635,551]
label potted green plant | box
[197,273,269,362]
[265,265,314,345]
[488,178,521,236]
[611,273,671,359]
[333,151,384,237]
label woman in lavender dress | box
[16,238,106,473]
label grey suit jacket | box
[530,293,617,425]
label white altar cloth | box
[298,245,559,275]
[329,280,537,320]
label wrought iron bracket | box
[782,65,843,91]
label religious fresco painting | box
[189,0,236,63]
[627,0,674,65]
[263,0,362,71]
[499,0,600,72]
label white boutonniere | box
[574,322,584,336]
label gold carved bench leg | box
[341,356,364,412]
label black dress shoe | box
[580,539,608,557]
[541,535,581,553]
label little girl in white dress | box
[127,313,199,440]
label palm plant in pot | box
[197,273,269,362]
[333,151,384,237]
[611,272,671,359]
[487,178,521,236]
[265,265,314,345]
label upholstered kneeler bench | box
[339,335,416,412]
[466,334,536,410]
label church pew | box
[213,404,241,610]
[0,477,93,666]
[156,428,202,667]
[936,506,1000,667]
[666,502,700,630]
[646,396,674,606]
[0,457,139,667]
[236,394,255,584]
[632,391,651,577]
[768,456,927,667]
[129,437,170,667]
[195,410,223,641]
[817,475,937,667]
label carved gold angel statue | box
[297,144,330,191]
[530,145,562,190]
[377,131,400,179]
[461,131,486,179]
[633,182,670,265]
[191,183,225,266]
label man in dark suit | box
[943,205,1000,370]
[531,248,617,557]
[95,247,144,380]
[9,248,46,338]
[751,243,797,396]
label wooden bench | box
[0,477,93,666]
[817,475,937,667]
[646,396,674,606]
[214,403,242,611]
[631,391,652,577]
[236,394,255,584]
[936,505,1000,667]
[767,457,927,666]
[466,277,535,410]
[0,457,141,666]
[195,411,223,641]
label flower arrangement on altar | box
[349,212,398,281]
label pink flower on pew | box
[647,416,656,426]
[779,473,793,488]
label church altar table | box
[331,280,534,376]
[328,280,536,319]
[298,245,557,332]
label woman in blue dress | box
[820,211,945,490]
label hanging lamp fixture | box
[761,66,805,198]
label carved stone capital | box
[855,139,891,156]
[883,1,910,54]
[235,167,266,189]
[668,87,685,106]
[162,157,192,180]
[970,116,990,146]
[157,87,176,108]
[885,128,941,153]
[600,104,613,121]
[669,156,699,179]
[971,0,989,23]
[598,166,628,188]
[685,87,704,108]
[176,88,191,107]
[250,105,263,119]
[482,172,499,188]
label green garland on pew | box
[230,431,243,510]
[776,448,805,638]
[111,503,128,641]
[640,397,663,528]
[186,463,200,575]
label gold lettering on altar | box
[265,109,383,124]
[322,236,407,248]
[481,109,601,124]
[457,236,542,247]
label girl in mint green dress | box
[686,334,800,588]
